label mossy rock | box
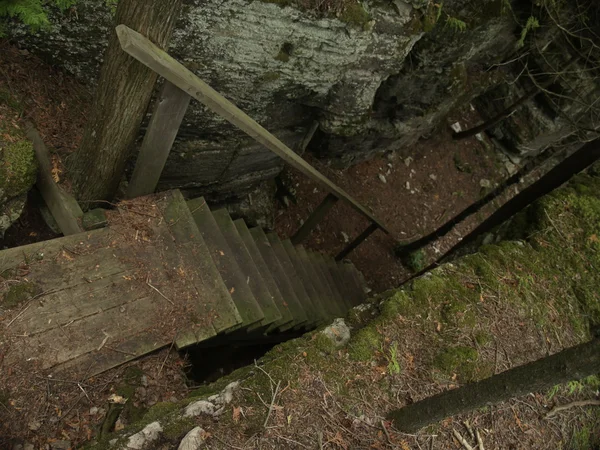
[0,133,37,201]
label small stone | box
[169,396,178,403]
[341,231,350,243]
[450,122,462,133]
[28,420,41,431]
[378,174,387,184]
[183,400,215,418]
[320,319,351,349]
[386,151,397,161]
[89,407,99,415]
[505,161,517,175]
[178,427,207,450]
[404,157,413,167]
[24,444,34,450]
[127,422,163,450]
[479,179,492,188]
[429,174,437,181]
[385,169,391,176]
[312,188,319,194]
[387,163,393,168]
[405,181,410,190]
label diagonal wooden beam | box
[116,24,391,235]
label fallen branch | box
[146,276,174,305]
[546,399,600,418]
[452,429,474,450]
[263,380,281,428]
[475,429,484,450]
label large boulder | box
[0,118,37,236]
[9,0,517,197]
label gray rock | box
[9,0,518,197]
[378,174,387,183]
[183,400,215,418]
[125,422,163,450]
[178,427,207,450]
[479,179,492,188]
[320,318,351,348]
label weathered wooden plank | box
[187,197,264,331]
[10,294,163,371]
[127,81,191,199]
[291,193,338,245]
[159,191,241,337]
[295,246,336,319]
[116,25,391,234]
[234,219,295,332]
[212,209,284,331]
[25,123,83,235]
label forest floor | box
[0,39,598,449]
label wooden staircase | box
[0,191,367,378]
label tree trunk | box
[68,0,182,204]
[389,338,600,433]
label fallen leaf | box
[589,234,599,243]
[108,394,127,404]
[232,406,241,423]
[229,287,235,294]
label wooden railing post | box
[126,81,191,199]
[335,223,378,261]
[291,193,338,245]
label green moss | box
[339,2,371,29]
[2,282,37,308]
[473,330,492,346]
[314,332,337,353]
[434,346,480,381]
[163,417,197,440]
[401,249,427,273]
[348,326,381,361]
[441,299,476,328]
[0,138,37,198]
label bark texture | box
[389,338,600,433]
[68,0,182,203]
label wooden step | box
[295,246,337,319]
[234,219,295,332]
[249,227,308,329]
[281,239,328,324]
[343,263,368,305]
[187,198,264,332]
[314,253,349,317]
[212,209,287,332]
[1,190,241,377]
[323,257,354,312]
[307,251,346,318]
[265,233,320,328]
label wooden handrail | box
[116,25,391,235]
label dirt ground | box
[274,120,510,293]
[1,39,596,449]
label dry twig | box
[546,399,600,418]
[264,380,281,428]
[453,428,475,450]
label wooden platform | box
[0,190,368,378]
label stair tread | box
[281,239,328,323]
[187,198,264,330]
[346,263,369,304]
[337,263,364,306]
[249,227,308,328]
[234,219,295,331]
[266,233,319,327]
[162,192,242,337]
[296,246,337,319]
[321,256,354,312]
[309,252,347,317]
[212,209,284,330]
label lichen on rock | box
[0,113,37,236]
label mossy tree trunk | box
[68,0,182,204]
[389,337,600,433]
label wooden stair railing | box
[118,25,391,260]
